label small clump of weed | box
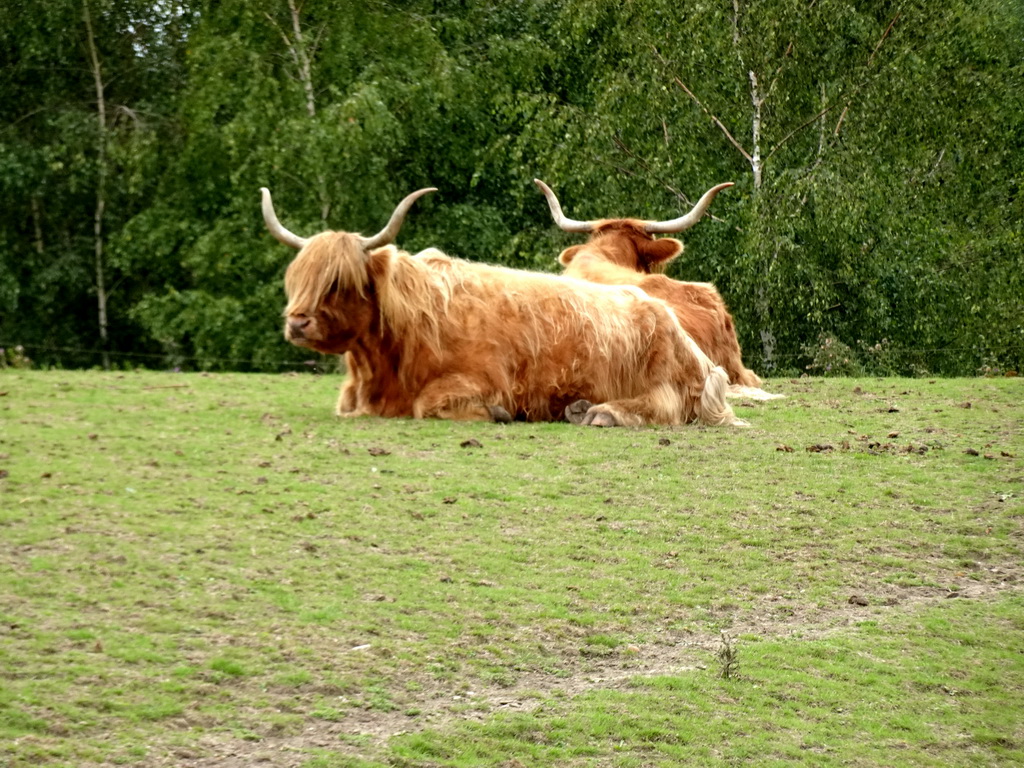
[802,334,862,376]
[718,632,739,680]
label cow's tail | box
[725,364,783,400]
[727,384,785,400]
[699,365,749,427]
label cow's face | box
[282,233,380,354]
[560,222,684,274]
[284,285,375,355]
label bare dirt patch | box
[134,565,1024,767]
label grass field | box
[1,370,1021,767]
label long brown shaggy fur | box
[557,220,779,399]
[282,232,745,426]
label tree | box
[0,0,190,368]
[1,0,1020,375]
[511,0,1023,375]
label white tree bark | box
[748,69,764,190]
[267,0,331,225]
[83,0,110,370]
[288,0,317,120]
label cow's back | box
[400,257,697,420]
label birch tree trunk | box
[30,197,45,256]
[83,0,110,370]
[268,0,331,226]
[747,69,764,190]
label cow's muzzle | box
[286,317,311,341]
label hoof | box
[584,411,619,428]
[565,399,594,425]
[488,405,513,424]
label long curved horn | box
[643,182,734,234]
[534,179,596,233]
[360,187,438,250]
[262,186,438,251]
[260,187,310,249]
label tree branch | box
[764,12,900,163]
[611,135,729,224]
[653,46,753,163]
[835,12,900,136]
[766,40,794,100]
[763,101,842,164]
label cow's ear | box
[366,248,391,284]
[558,245,583,266]
[639,237,683,269]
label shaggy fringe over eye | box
[283,234,458,356]
[284,233,370,316]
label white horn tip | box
[410,187,439,201]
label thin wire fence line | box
[0,339,1005,373]
[0,341,326,370]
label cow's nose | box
[287,317,311,335]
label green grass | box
[0,370,1021,766]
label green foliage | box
[1,0,1021,374]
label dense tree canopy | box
[1,0,1021,375]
